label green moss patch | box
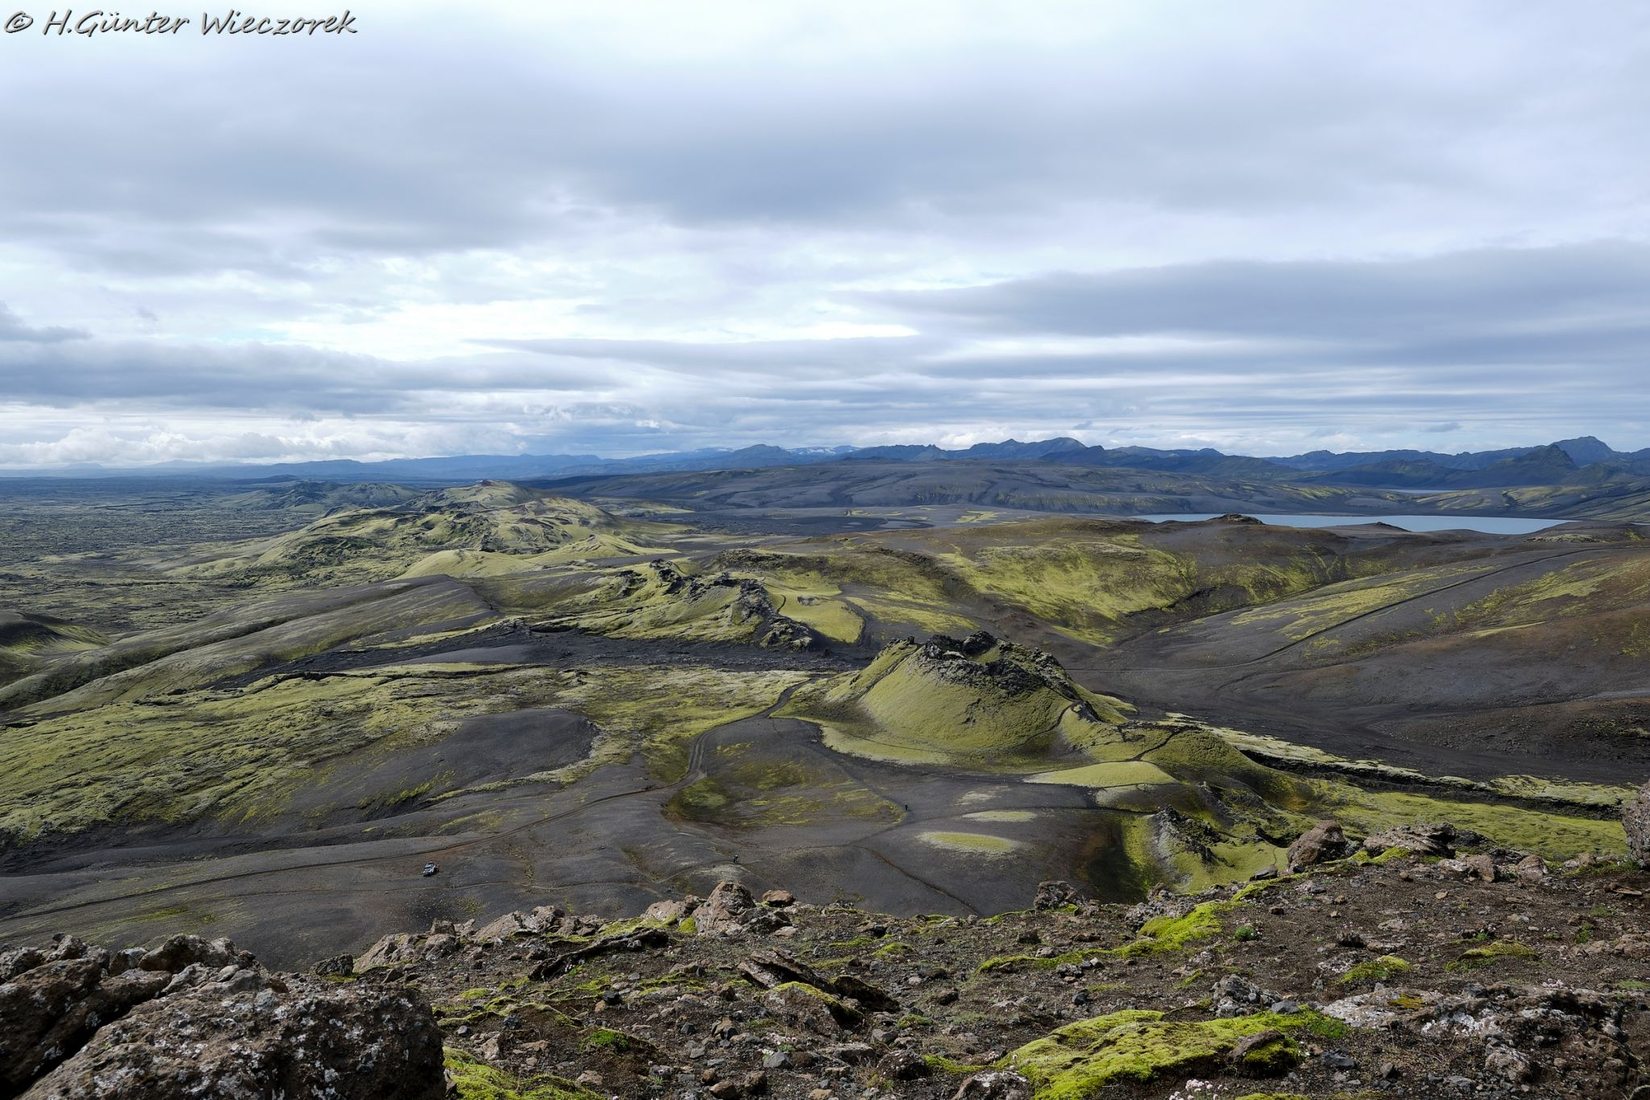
[1340,790,1625,862]
[1121,900,1229,956]
[1447,940,1540,972]
[980,899,1233,973]
[917,830,1026,857]
[1027,760,1178,789]
[1341,955,1412,984]
[579,1027,647,1054]
[1001,1009,1342,1095]
[444,1049,600,1100]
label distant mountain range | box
[7,435,1650,488]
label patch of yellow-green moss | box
[443,1049,600,1100]
[1001,1009,1344,1095]
[1447,940,1540,971]
[844,595,976,636]
[558,666,813,781]
[763,581,864,644]
[980,899,1233,973]
[1120,900,1229,956]
[1341,955,1411,984]
[962,809,1038,823]
[1340,790,1625,862]
[1027,760,1178,789]
[188,488,676,591]
[917,830,1026,857]
[579,1027,647,1054]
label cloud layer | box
[2,0,1648,466]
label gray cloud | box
[0,302,85,343]
[868,243,1650,343]
[1,2,1649,465]
[0,332,611,412]
[483,336,946,377]
[2,4,1641,272]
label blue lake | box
[1131,513,1568,534]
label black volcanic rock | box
[0,935,444,1100]
[21,979,443,1100]
[8,850,1650,1100]
[1625,781,1650,866]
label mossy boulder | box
[762,980,862,1032]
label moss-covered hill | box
[532,559,826,650]
[785,631,1132,763]
[0,610,106,681]
[172,483,681,589]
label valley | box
[0,466,1644,968]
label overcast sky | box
[2,0,1648,467]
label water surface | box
[1132,513,1566,534]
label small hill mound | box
[0,611,107,683]
[790,631,1131,760]
[539,559,823,649]
[221,481,420,514]
[413,480,546,509]
[787,634,1335,888]
[176,483,676,588]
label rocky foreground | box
[4,817,1650,1100]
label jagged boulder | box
[0,934,444,1100]
[1362,822,1456,858]
[1624,781,1650,866]
[0,958,169,1092]
[875,1049,932,1080]
[0,946,46,981]
[1287,820,1352,871]
[354,928,463,971]
[643,899,690,923]
[762,981,860,1033]
[694,880,788,935]
[952,1069,1033,1099]
[739,948,829,991]
[20,975,444,1099]
[1033,881,1084,910]
[475,905,567,941]
[696,880,757,933]
[313,953,354,977]
[136,934,238,973]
